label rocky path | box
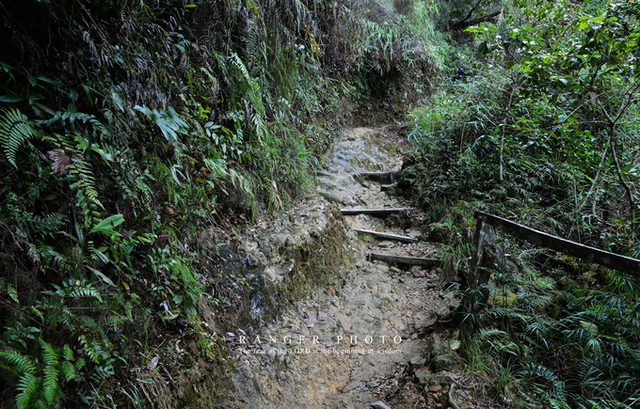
[219,127,468,409]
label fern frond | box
[79,335,101,364]
[30,306,44,324]
[520,363,567,402]
[477,327,509,340]
[69,158,103,210]
[37,244,71,271]
[0,278,19,303]
[62,344,74,361]
[28,213,65,234]
[39,338,58,366]
[0,108,39,167]
[61,361,76,382]
[39,111,110,140]
[230,53,252,82]
[75,357,85,371]
[0,350,35,374]
[15,372,40,409]
[43,364,59,406]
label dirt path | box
[217,127,464,409]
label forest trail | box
[216,127,471,409]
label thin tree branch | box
[499,84,517,183]
[600,98,638,234]
[578,142,608,214]
[451,11,502,31]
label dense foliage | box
[405,0,640,407]
[0,0,446,407]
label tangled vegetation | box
[0,0,449,407]
[404,0,640,407]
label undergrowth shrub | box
[460,241,640,408]
[403,1,640,406]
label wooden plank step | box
[380,182,398,192]
[340,207,413,215]
[353,228,418,242]
[368,252,439,266]
[356,171,401,184]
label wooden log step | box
[368,252,440,266]
[340,207,413,215]
[353,228,418,242]
[380,182,398,192]
[356,171,401,184]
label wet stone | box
[378,241,395,249]
[414,369,431,386]
[429,384,443,393]
[370,401,392,409]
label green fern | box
[69,158,104,213]
[0,278,19,303]
[39,339,59,406]
[0,339,81,408]
[53,278,103,303]
[61,345,76,381]
[520,363,567,402]
[15,373,40,409]
[0,350,35,374]
[0,350,39,409]
[39,111,110,140]
[0,108,40,168]
[133,105,188,142]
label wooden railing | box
[474,210,640,275]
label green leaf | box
[92,247,110,263]
[0,95,25,103]
[81,84,94,105]
[579,320,598,335]
[87,267,115,286]
[89,214,124,237]
[592,16,605,22]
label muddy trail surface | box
[217,127,474,409]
